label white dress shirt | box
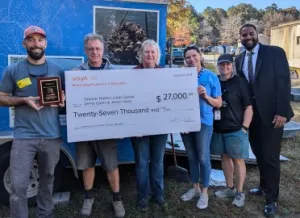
[242,43,260,82]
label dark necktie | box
[247,52,254,83]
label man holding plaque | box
[0,26,64,218]
[73,33,125,218]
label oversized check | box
[65,67,200,142]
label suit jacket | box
[235,43,294,127]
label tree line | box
[167,0,300,47]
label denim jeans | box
[131,134,168,203]
[181,124,213,187]
[9,138,61,218]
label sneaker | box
[112,200,125,218]
[80,198,94,216]
[264,202,278,217]
[181,189,201,201]
[197,193,208,209]
[215,187,237,198]
[249,186,264,196]
[232,192,245,207]
[136,198,149,212]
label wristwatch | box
[242,125,249,131]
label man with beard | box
[0,26,64,218]
[235,24,294,217]
[73,33,125,218]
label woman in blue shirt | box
[180,46,222,209]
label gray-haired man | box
[74,33,125,218]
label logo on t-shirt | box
[17,77,32,89]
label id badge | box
[214,109,221,120]
[17,77,32,89]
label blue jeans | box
[181,124,213,187]
[131,134,168,202]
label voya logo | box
[72,76,97,82]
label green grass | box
[1,122,300,218]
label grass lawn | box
[1,125,296,218]
[0,76,300,218]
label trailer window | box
[297,36,300,45]
[94,7,159,65]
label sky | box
[188,0,300,13]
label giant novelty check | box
[65,67,200,142]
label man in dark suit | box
[235,23,293,217]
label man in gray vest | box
[0,26,64,218]
[74,33,125,218]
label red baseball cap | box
[23,26,46,39]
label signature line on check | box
[170,118,195,123]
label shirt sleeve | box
[210,73,222,98]
[0,66,15,94]
[240,77,252,107]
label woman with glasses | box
[180,46,222,209]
